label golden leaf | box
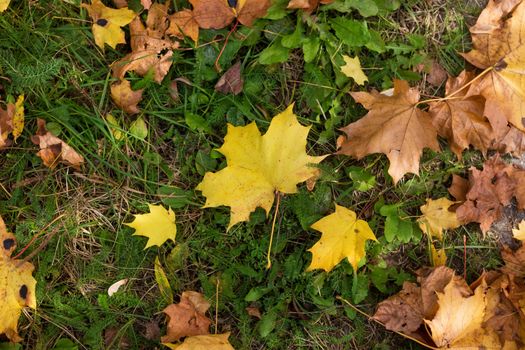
[163,333,234,350]
[512,220,525,241]
[340,55,368,85]
[418,197,460,240]
[196,105,327,230]
[12,95,24,142]
[125,204,177,249]
[307,205,377,272]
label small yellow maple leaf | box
[513,220,525,241]
[424,279,486,347]
[125,204,177,249]
[430,243,447,266]
[12,95,24,142]
[418,197,460,240]
[307,205,377,272]
[82,0,135,50]
[0,0,10,12]
[0,215,37,342]
[196,105,327,230]
[340,55,368,85]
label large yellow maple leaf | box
[196,105,327,230]
[307,205,377,272]
[425,279,486,348]
[82,0,135,50]
[0,215,37,342]
[125,204,177,249]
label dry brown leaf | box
[190,0,271,29]
[110,79,144,115]
[463,0,525,132]
[0,102,14,149]
[167,9,199,44]
[215,61,244,95]
[287,0,334,13]
[31,119,84,170]
[448,174,469,202]
[245,306,261,319]
[429,71,493,158]
[337,80,439,184]
[455,155,525,234]
[426,60,447,87]
[501,245,525,278]
[161,291,211,343]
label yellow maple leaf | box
[12,95,24,142]
[163,333,234,350]
[307,205,377,272]
[340,55,368,85]
[196,105,327,230]
[430,243,447,267]
[512,220,525,241]
[82,0,135,50]
[0,215,37,342]
[0,0,10,13]
[418,197,460,240]
[424,279,486,348]
[125,204,177,249]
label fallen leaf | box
[82,0,135,50]
[426,60,447,87]
[462,0,525,131]
[448,174,469,202]
[196,104,327,229]
[287,0,334,13]
[129,116,148,139]
[418,197,460,240]
[0,0,11,12]
[0,215,37,342]
[167,9,199,44]
[163,333,234,350]
[161,291,211,343]
[12,95,24,142]
[105,114,125,141]
[456,155,520,234]
[246,306,261,319]
[340,55,368,85]
[424,279,486,347]
[513,220,525,241]
[0,101,14,149]
[31,118,85,170]
[338,80,439,184]
[190,0,271,29]
[108,279,128,297]
[125,204,177,249]
[215,61,244,95]
[430,243,447,266]
[154,256,173,304]
[501,244,525,277]
[428,71,493,158]
[307,205,377,272]
[110,79,144,115]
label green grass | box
[0,1,496,349]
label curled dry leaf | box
[110,79,144,115]
[338,80,439,184]
[107,279,128,297]
[426,60,447,87]
[189,0,271,29]
[448,174,469,202]
[287,0,334,13]
[215,61,244,95]
[307,205,377,272]
[0,100,14,149]
[161,291,211,343]
[167,9,199,44]
[196,105,327,229]
[0,215,37,342]
[428,71,493,158]
[31,118,85,170]
[82,0,135,50]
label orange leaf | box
[190,0,271,29]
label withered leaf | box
[190,0,271,29]
[338,80,439,184]
[110,79,144,115]
[287,0,334,13]
[215,61,244,95]
[167,9,199,44]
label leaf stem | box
[415,66,493,107]
[336,296,439,350]
[214,19,239,72]
[266,191,281,269]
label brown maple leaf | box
[31,119,85,170]
[161,291,211,343]
[167,9,199,44]
[337,80,439,184]
[455,155,525,234]
[189,0,271,29]
[287,0,334,13]
[462,0,525,132]
[110,79,144,115]
[215,61,243,95]
[429,70,493,158]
